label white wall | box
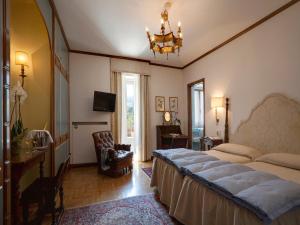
[182,3,300,138]
[69,53,111,164]
[149,66,185,152]
[69,53,184,163]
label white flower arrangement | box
[10,81,28,104]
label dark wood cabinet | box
[156,125,188,149]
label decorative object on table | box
[162,111,172,125]
[172,112,181,125]
[60,194,174,225]
[141,167,152,179]
[201,136,223,151]
[15,51,29,87]
[10,81,28,155]
[211,96,224,125]
[169,97,178,112]
[155,96,165,112]
[26,129,54,150]
[145,1,182,59]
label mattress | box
[173,161,300,225]
[151,149,252,216]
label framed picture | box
[155,96,165,112]
[169,97,178,112]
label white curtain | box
[139,75,150,161]
[110,71,122,143]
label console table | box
[11,150,46,225]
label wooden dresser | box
[156,125,188,149]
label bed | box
[152,94,300,224]
[151,144,261,216]
[172,94,300,225]
[174,154,300,225]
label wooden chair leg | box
[51,199,56,225]
[59,186,64,211]
[37,197,45,224]
[22,201,29,225]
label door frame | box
[2,0,11,224]
[187,78,205,149]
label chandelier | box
[145,4,182,58]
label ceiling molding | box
[182,0,300,69]
[49,0,70,50]
[70,49,182,70]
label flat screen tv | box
[93,91,116,112]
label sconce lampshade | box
[211,97,224,108]
[15,51,29,66]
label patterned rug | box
[142,167,152,178]
[61,194,175,225]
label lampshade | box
[211,97,224,108]
[15,51,29,66]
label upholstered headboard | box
[231,94,300,154]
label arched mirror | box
[163,111,172,125]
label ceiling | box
[54,0,290,67]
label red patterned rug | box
[61,194,175,225]
[142,167,152,178]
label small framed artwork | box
[169,97,178,112]
[155,96,165,112]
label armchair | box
[92,131,133,177]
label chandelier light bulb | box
[178,21,181,27]
[145,27,149,32]
[160,18,164,24]
[179,33,183,38]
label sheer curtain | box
[139,75,150,161]
[110,71,122,143]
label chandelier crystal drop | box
[145,5,183,59]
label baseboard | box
[70,162,98,168]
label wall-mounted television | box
[93,91,116,112]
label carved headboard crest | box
[231,93,300,154]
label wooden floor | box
[43,161,153,224]
[64,161,153,208]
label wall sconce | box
[15,51,29,87]
[211,97,224,125]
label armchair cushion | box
[114,144,131,151]
[111,150,133,162]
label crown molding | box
[70,49,183,70]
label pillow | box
[212,143,262,160]
[256,153,300,170]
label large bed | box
[151,94,300,225]
[151,145,260,216]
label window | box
[121,73,140,160]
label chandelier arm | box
[167,20,172,33]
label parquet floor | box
[43,161,153,224]
[64,161,153,208]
